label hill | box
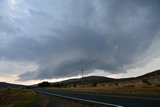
[60,76,116,84]
[0,82,24,89]
[49,69,160,95]
[138,69,160,78]
[51,69,160,87]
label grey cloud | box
[18,71,35,81]
[0,0,160,80]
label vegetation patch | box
[0,89,36,107]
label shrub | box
[115,82,118,86]
[92,83,97,87]
[73,84,76,87]
[156,84,160,87]
[142,78,151,85]
[124,85,135,87]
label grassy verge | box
[0,89,36,107]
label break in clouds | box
[0,0,160,81]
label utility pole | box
[82,67,83,78]
[81,67,84,86]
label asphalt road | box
[34,88,160,107]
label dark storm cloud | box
[0,0,160,80]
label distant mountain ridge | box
[58,76,115,84]
[1,69,160,88]
[0,82,24,89]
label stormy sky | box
[0,0,160,84]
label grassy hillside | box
[52,69,160,85]
[59,76,115,84]
[50,70,160,95]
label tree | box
[38,81,50,87]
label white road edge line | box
[35,90,123,107]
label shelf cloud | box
[0,0,160,82]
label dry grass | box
[0,89,36,107]
[49,87,160,95]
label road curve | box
[34,88,160,107]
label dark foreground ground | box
[34,88,160,107]
[1,89,160,107]
[0,89,102,107]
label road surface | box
[34,88,160,107]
